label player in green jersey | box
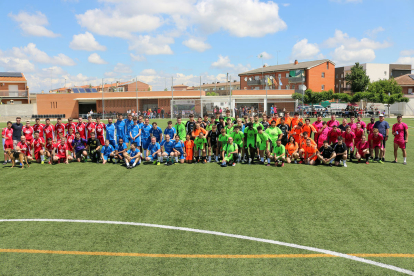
[253,114,264,129]
[221,137,238,167]
[256,126,271,166]
[194,132,207,163]
[265,120,283,148]
[243,122,258,164]
[272,139,286,167]
[225,118,234,135]
[231,126,244,162]
[218,128,229,161]
[174,117,187,141]
[224,110,234,123]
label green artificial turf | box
[0,118,413,275]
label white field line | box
[0,219,413,275]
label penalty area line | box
[0,219,413,276]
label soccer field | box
[1,118,413,275]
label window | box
[336,84,338,88]
[255,76,260,80]
[321,72,325,78]
[254,87,259,90]
[408,88,413,94]
[341,74,343,78]
[321,85,325,91]
[327,62,329,69]
[286,85,290,89]
[278,73,281,78]
[286,73,289,78]
[336,74,338,79]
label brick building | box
[238,59,335,93]
[0,72,29,104]
[395,74,414,95]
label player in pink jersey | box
[43,118,55,141]
[317,121,330,149]
[352,123,364,159]
[86,116,96,139]
[65,118,77,134]
[53,138,72,164]
[326,114,340,127]
[76,117,86,139]
[312,115,323,142]
[3,121,14,164]
[66,127,75,155]
[33,118,45,138]
[328,125,342,145]
[17,136,33,162]
[23,121,34,145]
[32,131,45,163]
[54,117,66,137]
[355,135,370,164]
[366,117,375,136]
[347,116,357,132]
[356,115,366,130]
[95,117,106,146]
[369,128,384,163]
[341,126,355,161]
[392,115,409,165]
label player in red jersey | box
[53,138,72,164]
[86,116,96,139]
[76,117,86,139]
[17,136,33,162]
[55,117,66,138]
[355,135,370,164]
[56,132,64,144]
[392,115,409,165]
[23,121,34,146]
[328,124,342,145]
[352,123,364,160]
[366,117,375,136]
[43,118,55,142]
[32,131,45,163]
[342,126,355,161]
[95,117,106,146]
[66,127,75,156]
[45,138,55,164]
[65,118,77,134]
[33,118,45,138]
[3,121,14,164]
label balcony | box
[287,76,305,83]
[0,90,28,97]
[247,79,263,85]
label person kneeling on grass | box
[114,138,127,164]
[53,137,72,164]
[355,135,370,164]
[221,137,238,167]
[303,139,318,166]
[285,136,299,164]
[72,132,88,162]
[161,134,175,166]
[333,136,348,167]
[101,139,115,164]
[145,136,161,165]
[272,139,286,167]
[87,132,101,164]
[124,143,141,169]
[172,135,186,164]
[317,140,336,166]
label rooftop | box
[239,59,334,75]
[395,74,414,85]
[0,72,27,82]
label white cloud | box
[211,55,250,73]
[396,56,414,68]
[76,9,162,39]
[11,43,76,66]
[290,39,320,61]
[88,53,107,64]
[129,35,174,55]
[400,49,414,56]
[130,53,146,62]
[141,69,157,75]
[182,38,211,52]
[282,3,290,7]
[365,27,385,38]
[259,51,273,60]
[69,32,107,51]
[332,45,375,64]
[9,11,60,37]
[323,29,391,49]
[330,0,362,2]
[105,63,133,77]
[0,50,36,72]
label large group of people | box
[2,110,409,169]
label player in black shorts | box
[216,116,226,134]
[185,114,196,139]
[333,136,348,167]
[277,118,290,146]
[261,114,270,130]
[207,124,219,162]
[317,140,336,166]
[87,132,101,163]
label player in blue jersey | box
[130,117,142,151]
[125,142,141,169]
[149,122,163,142]
[123,113,134,146]
[105,118,116,148]
[114,137,127,164]
[114,114,126,143]
[100,139,115,164]
[163,121,176,141]
[145,136,161,165]
[140,117,152,157]
[161,134,175,166]
[172,135,185,164]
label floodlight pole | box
[200,75,202,117]
[171,76,174,120]
[229,75,233,116]
[102,78,105,119]
[136,77,138,114]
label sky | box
[0,0,413,93]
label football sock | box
[41,155,44,161]
[175,157,179,162]
[404,157,407,162]
[208,156,211,162]
[267,158,271,163]
[125,160,130,166]
[343,160,347,165]
[261,157,264,162]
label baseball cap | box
[379,114,384,117]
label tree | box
[292,89,331,111]
[206,92,219,96]
[345,62,370,93]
